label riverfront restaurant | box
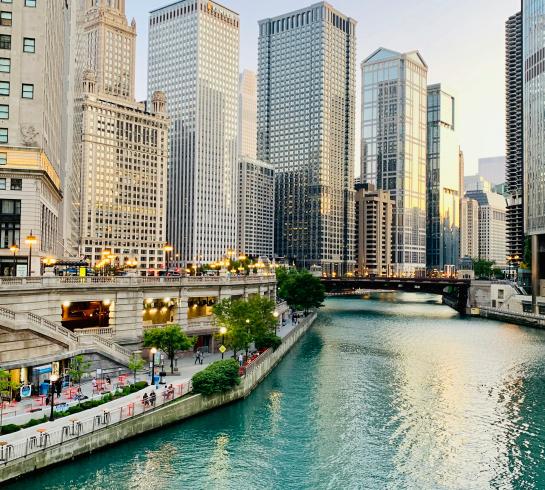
[2,360,69,399]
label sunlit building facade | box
[238,69,257,160]
[361,48,428,274]
[80,1,169,271]
[426,84,461,271]
[460,197,479,260]
[148,1,239,265]
[258,3,356,275]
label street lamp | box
[219,326,227,359]
[163,244,173,271]
[273,311,279,335]
[9,244,18,277]
[150,347,157,387]
[25,231,37,277]
[49,374,59,421]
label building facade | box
[0,0,68,276]
[239,69,257,160]
[464,175,493,193]
[478,156,506,186]
[466,190,507,267]
[148,1,239,266]
[460,197,479,260]
[258,3,356,275]
[361,48,428,274]
[238,157,274,258]
[79,1,169,271]
[426,84,461,271]
[355,183,393,276]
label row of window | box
[0,177,21,190]
[0,81,32,97]
[0,0,36,6]
[0,34,35,52]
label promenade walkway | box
[0,315,298,449]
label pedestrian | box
[55,379,62,398]
[194,350,200,365]
[199,351,204,365]
[149,391,156,406]
[238,353,244,367]
[143,392,149,407]
[106,376,111,385]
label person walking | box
[199,351,204,365]
[238,353,244,367]
[194,350,200,365]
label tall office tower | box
[0,0,68,277]
[426,84,461,271]
[523,1,545,302]
[355,183,393,277]
[460,197,480,260]
[79,1,169,271]
[361,48,428,275]
[258,3,356,276]
[148,1,239,266]
[238,158,274,258]
[239,70,257,159]
[506,12,524,261]
[466,189,507,266]
[478,156,506,186]
[464,175,493,193]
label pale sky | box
[127,0,520,176]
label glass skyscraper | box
[257,3,356,276]
[426,84,461,271]
[361,49,428,274]
[148,0,239,265]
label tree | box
[213,299,253,356]
[128,353,145,385]
[68,355,91,386]
[472,259,495,279]
[143,325,195,374]
[278,269,325,313]
[0,369,18,428]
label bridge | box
[321,277,471,314]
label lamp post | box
[273,310,279,335]
[49,374,59,421]
[219,326,227,359]
[245,318,250,357]
[150,347,157,387]
[25,231,37,277]
[9,244,18,277]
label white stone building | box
[460,197,480,260]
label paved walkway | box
[1,315,299,442]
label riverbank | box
[0,312,317,484]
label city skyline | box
[127,0,519,175]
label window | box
[23,38,35,53]
[0,178,5,190]
[0,35,10,50]
[0,81,8,96]
[0,12,12,26]
[0,128,8,143]
[0,58,10,73]
[0,199,21,248]
[0,104,8,119]
[0,152,6,165]
[21,83,32,99]
[0,0,12,3]
[25,0,36,6]
[10,178,21,190]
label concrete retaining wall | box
[0,312,317,483]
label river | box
[9,293,545,489]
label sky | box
[126,0,520,176]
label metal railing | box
[0,381,194,466]
[479,306,545,322]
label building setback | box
[0,0,67,276]
[361,48,428,274]
[426,84,461,271]
[258,2,356,275]
[79,1,169,271]
[238,158,274,258]
[355,184,393,277]
[506,11,524,261]
[148,0,239,266]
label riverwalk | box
[0,313,314,484]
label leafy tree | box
[492,267,505,279]
[143,324,195,374]
[0,369,19,427]
[255,333,282,351]
[68,355,91,386]
[127,353,145,384]
[191,359,241,396]
[472,259,495,279]
[278,269,325,313]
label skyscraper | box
[361,48,428,274]
[258,3,356,276]
[505,11,524,261]
[238,69,257,160]
[148,1,239,266]
[460,197,479,260]
[478,156,506,186]
[0,0,68,276]
[79,1,170,271]
[523,0,545,304]
[426,84,461,271]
